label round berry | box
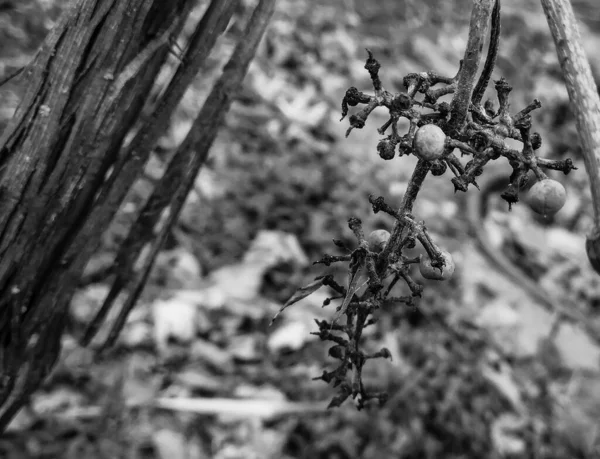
[413,124,446,161]
[419,250,455,281]
[367,229,391,253]
[527,179,566,216]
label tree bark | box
[0,0,201,430]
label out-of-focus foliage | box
[2,0,600,458]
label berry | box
[377,139,395,160]
[413,124,446,161]
[527,179,566,216]
[367,229,390,253]
[419,250,455,281]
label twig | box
[0,66,24,87]
[70,0,238,341]
[376,160,431,274]
[448,0,495,135]
[471,0,500,107]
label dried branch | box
[448,0,495,134]
[0,66,24,87]
[79,0,239,347]
[0,0,199,432]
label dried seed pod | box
[419,250,455,281]
[377,139,395,160]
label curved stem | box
[448,0,495,135]
[540,0,600,228]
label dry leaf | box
[153,429,204,459]
[482,362,525,414]
[271,278,325,323]
[490,414,526,456]
[148,397,325,420]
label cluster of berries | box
[282,43,575,408]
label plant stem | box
[377,160,431,273]
[449,0,495,135]
[540,0,600,228]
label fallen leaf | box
[268,321,311,352]
[227,334,263,363]
[233,384,286,401]
[148,397,325,421]
[30,386,86,416]
[153,297,197,354]
[243,230,309,267]
[120,321,152,348]
[490,414,526,456]
[482,362,525,414]
[177,368,224,393]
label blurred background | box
[1,0,600,457]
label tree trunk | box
[0,0,213,430]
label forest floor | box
[1,0,600,457]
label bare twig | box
[449,0,495,135]
[0,66,24,87]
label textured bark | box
[0,0,193,430]
[82,0,275,350]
